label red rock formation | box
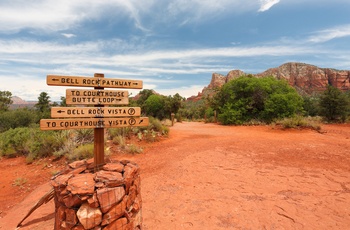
[257,62,350,93]
[188,62,350,100]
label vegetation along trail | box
[1,122,350,229]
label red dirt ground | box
[1,122,350,229]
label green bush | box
[0,127,62,161]
[113,135,126,148]
[302,94,321,116]
[126,144,143,154]
[274,116,321,131]
[0,108,38,132]
[144,95,165,119]
[107,127,133,140]
[143,130,157,142]
[74,129,94,144]
[205,107,215,123]
[0,127,31,157]
[319,86,349,122]
[148,117,163,132]
[67,143,94,162]
[212,76,304,125]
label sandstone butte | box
[188,62,350,101]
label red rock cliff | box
[207,62,350,93]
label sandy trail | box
[1,122,350,229]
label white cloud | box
[308,24,350,43]
[258,0,280,12]
[0,0,155,33]
[0,38,317,74]
[166,0,258,24]
[62,33,76,38]
[0,0,82,32]
[0,0,268,33]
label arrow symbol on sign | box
[133,83,138,85]
[52,78,59,81]
[57,110,65,113]
[139,119,143,124]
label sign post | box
[94,73,105,170]
[40,73,148,171]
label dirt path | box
[1,122,350,229]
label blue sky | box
[1,0,350,101]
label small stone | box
[95,182,105,188]
[55,205,66,229]
[97,187,125,213]
[60,221,68,230]
[77,202,102,229]
[130,196,141,214]
[126,185,137,210]
[123,164,139,194]
[67,174,95,195]
[102,196,127,226]
[102,162,124,173]
[60,188,69,196]
[95,170,124,187]
[63,193,83,208]
[69,160,86,169]
[70,166,87,175]
[133,175,141,191]
[65,208,78,228]
[88,193,100,208]
[129,211,142,230]
[72,225,85,230]
[103,217,128,230]
[52,174,73,188]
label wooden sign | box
[41,73,146,169]
[51,107,141,118]
[40,117,149,130]
[47,75,143,89]
[66,89,129,105]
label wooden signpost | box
[65,89,129,105]
[40,117,148,130]
[40,73,148,170]
[50,107,141,118]
[47,75,143,89]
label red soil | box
[1,122,350,229]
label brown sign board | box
[40,117,149,130]
[51,107,141,118]
[47,75,143,89]
[66,89,129,105]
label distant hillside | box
[187,62,350,101]
[10,96,36,109]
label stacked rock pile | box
[51,159,142,230]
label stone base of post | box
[51,159,142,229]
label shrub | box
[274,116,321,131]
[74,129,94,144]
[107,127,133,140]
[149,117,163,132]
[143,130,157,142]
[113,135,126,149]
[53,130,75,158]
[0,127,31,157]
[126,144,143,154]
[0,108,38,133]
[67,143,94,162]
[319,86,349,122]
[212,76,304,125]
[0,127,63,161]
